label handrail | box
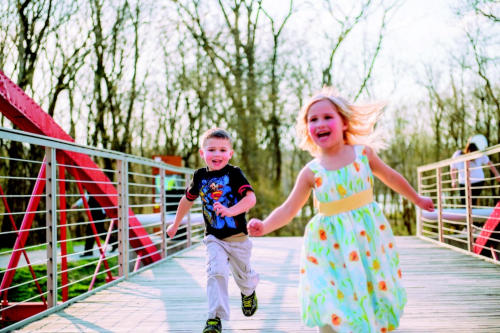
[0,127,204,332]
[416,145,500,265]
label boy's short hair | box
[200,128,233,147]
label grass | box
[1,256,119,303]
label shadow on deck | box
[13,237,500,333]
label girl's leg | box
[318,325,335,333]
[471,181,484,206]
[205,235,230,321]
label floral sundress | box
[299,145,406,332]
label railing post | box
[465,161,473,252]
[117,159,129,278]
[185,173,191,247]
[160,167,166,258]
[45,147,58,307]
[417,170,422,237]
[436,167,443,243]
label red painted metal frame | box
[0,70,161,320]
[473,202,500,256]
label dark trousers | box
[83,209,117,254]
[459,180,485,206]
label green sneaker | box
[203,317,221,333]
[241,291,258,317]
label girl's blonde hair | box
[296,87,386,156]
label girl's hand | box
[248,218,264,236]
[213,202,232,217]
[167,224,178,239]
[416,196,435,212]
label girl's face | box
[199,138,233,171]
[307,100,347,150]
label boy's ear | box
[229,149,234,159]
[199,148,204,158]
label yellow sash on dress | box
[315,188,374,216]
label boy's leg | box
[226,238,259,316]
[227,238,259,295]
[205,235,230,321]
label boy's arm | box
[167,195,195,238]
[213,191,256,217]
[367,147,434,211]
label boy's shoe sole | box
[203,318,221,333]
[241,291,258,317]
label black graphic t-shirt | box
[185,164,254,240]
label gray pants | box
[204,234,259,321]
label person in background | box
[450,137,500,206]
[72,193,117,257]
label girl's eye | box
[309,117,317,122]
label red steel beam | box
[0,70,160,268]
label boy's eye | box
[309,117,317,122]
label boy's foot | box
[203,317,221,333]
[241,291,258,317]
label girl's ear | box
[342,116,348,131]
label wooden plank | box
[13,236,500,332]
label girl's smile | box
[307,100,347,150]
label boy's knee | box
[207,258,229,278]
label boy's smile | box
[200,138,234,171]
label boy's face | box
[199,138,233,171]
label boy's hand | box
[248,218,264,236]
[213,202,233,217]
[416,195,435,212]
[167,224,178,239]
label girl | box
[248,87,434,333]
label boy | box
[167,128,259,333]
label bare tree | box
[171,0,266,179]
[261,0,293,185]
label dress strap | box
[306,159,322,174]
[353,144,365,157]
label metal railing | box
[0,127,203,331]
[417,144,500,264]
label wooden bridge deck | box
[14,236,500,332]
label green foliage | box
[1,257,119,303]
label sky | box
[262,0,468,104]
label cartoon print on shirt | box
[200,174,237,229]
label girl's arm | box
[450,167,458,187]
[167,195,195,238]
[213,191,256,217]
[366,147,434,211]
[248,166,314,236]
[487,161,500,182]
